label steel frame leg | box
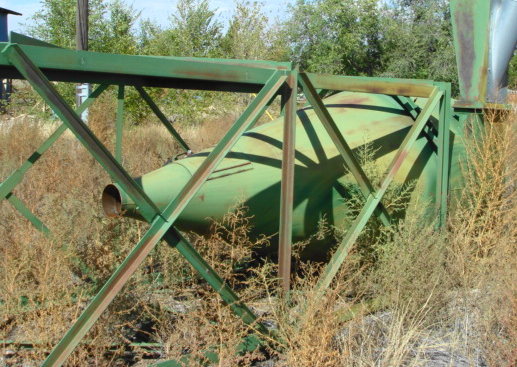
[278,71,297,291]
[435,83,451,228]
[115,85,125,162]
[298,73,392,227]
[2,44,286,366]
[316,87,443,292]
[0,83,108,234]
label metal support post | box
[278,71,297,291]
[435,83,452,227]
[316,87,443,292]
[298,73,392,227]
[135,86,190,152]
[115,85,124,162]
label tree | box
[101,0,140,55]
[28,0,106,49]
[286,0,384,76]
[173,0,222,57]
[28,0,140,55]
[380,0,458,92]
[221,1,269,60]
[140,0,222,59]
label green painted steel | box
[2,44,275,366]
[0,35,291,92]
[298,73,392,227]
[105,81,462,259]
[0,26,483,365]
[436,83,452,227]
[450,0,491,103]
[115,85,125,162]
[316,87,443,290]
[6,193,50,235]
[42,74,285,364]
[306,73,435,97]
[0,83,108,233]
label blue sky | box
[0,0,293,33]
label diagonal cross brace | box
[136,86,190,152]
[298,73,392,227]
[2,44,284,366]
[41,72,285,366]
[316,87,443,291]
[5,193,50,235]
[0,83,108,233]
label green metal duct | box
[103,91,466,259]
[451,0,517,104]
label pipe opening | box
[102,184,122,217]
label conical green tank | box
[103,91,466,258]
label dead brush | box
[149,203,276,366]
[0,111,194,365]
[445,107,517,367]
[1,95,515,366]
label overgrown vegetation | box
[0,0,516,365]
[0,92,515,365]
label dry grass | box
[0,93,515,366]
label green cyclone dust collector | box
[103,91,463,259]
[102,0,516,259]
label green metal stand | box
[298,73,392,227]
[136,86,190,152]
[1,41,289,366]
[0,34,455,367]
[313,87,444,291]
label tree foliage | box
[141,0,222,58]
[25,0,516,121]
[286,0,457,89]
[380,0,457,87]
[28,0,139,55]
[287,0,384,76]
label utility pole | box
[76,0,90,121]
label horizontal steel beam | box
[306,73,435,98]
[2,44,276,366]
[0,41,290,92]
